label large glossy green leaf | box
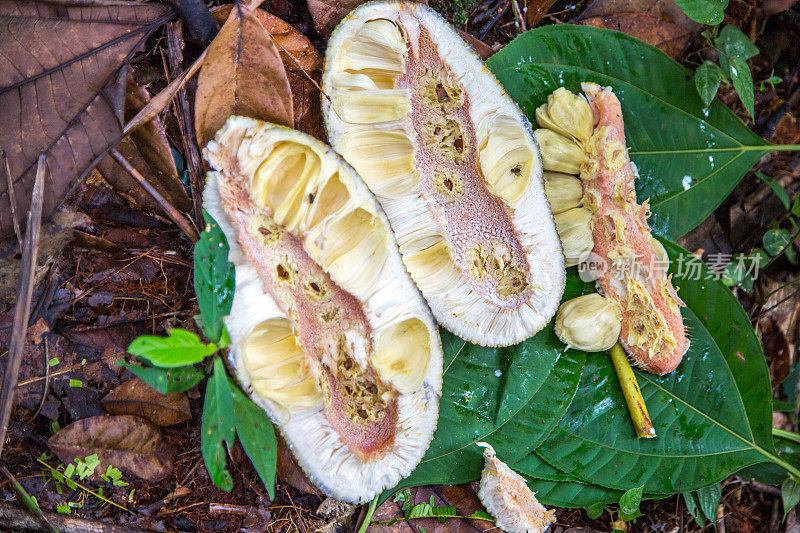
[487,25,771,240]
[534,241,775,495]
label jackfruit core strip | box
[330,17,559,344]
[580,82,688,374]
[213,139,403,458]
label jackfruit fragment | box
[535,87,593,144]
[543,171,583,214]
[554,207,594,267]
[555,294,622,352]
[323,1,565,346]
[534,129,586,174]
[477,442,556,533]
[202,116,442,503]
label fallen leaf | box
[102,377,191,426]
[577,12,693,59]
[0,0,172,239]
[307,0,368,37]
[526,0,559,27]
[97,75,191,215]
[579,0,702,31]
[48,414,175,483]
[459,31,496,60]
[194,4,293,149]
[212,5,324,139]
[275,436,323,497]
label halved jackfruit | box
[322,1,565,346]
[203,117,443,503]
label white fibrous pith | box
[202,117,442,503]
[323,2,565,347]
[536,83,689,374]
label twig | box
[741,479,783,497]
[2,150,23,252]
[1,463,59,533]
[109,149,199,242]
[510,0,527,34]
[29,338,51,421]
[165,0,219,46]
[122,49,207,136]
[0,154,46,458]
[0,501,151,533]
[166,21,205,225]
[610,343,656,439]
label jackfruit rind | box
[322,1,565,347]
[203,116,443,503]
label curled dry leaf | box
[97,75,192,214]
[48,415,175,483]
[577,13,692,59]
[211,5,324,138]
[0,0,172,239]
[194,4,293,149]
[102,377,191,427]
[525,0,559,27]
[307,0,370,37]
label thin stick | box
[167,21,205,225]
[110,149,199,242]
[29,338,51,421]
[2,151,23,251]
[0,464,59,533]
[122,49,207,136]
[0,154,46,457]
[0,501,151,533]
[610,343,656,439]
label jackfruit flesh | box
[323,2,565,346]
[203,117,442,503]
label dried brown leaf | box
[276,436,323,496]
[212,5,324,138]
[525,0,558,27]
[97,76,192,214]
[307,0,368,37]
[459,30,496,60]
[577,12,692,59]
[580,0,702,32]
[48,414,175,483]
[194,4,293,149]
[102,378,191,426]
[0,0,172,239]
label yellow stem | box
[610,343,656,439]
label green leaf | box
[739,434,800,485]
[764,229,792,256]
[116,361,205,394]
[201,358,236,492]
[696,483,722,523]
[757,171,791,210]
[488,25,770,240]
[194,211,235,343]
[683,491,706,527]
[534,240,776,495]
[792,195,800,217]
[715,25,760,61]
[619,486,643,515]
[128,329,217,368]
[228,379,277,499]
[783,478,800,519]
[729,56,755,119]
[673,0,728,24]
[695,61,724,107]
[585,502,605,519]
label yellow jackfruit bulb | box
[649,234,669,272]
[555,293,622,352]
[534,129,586,175]
[477,442,556,533]
[554,207,594,267]
[543,171,583,214]
[535,87,593,144]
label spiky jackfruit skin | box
[322,1,565,347]
[203,117,442,503]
